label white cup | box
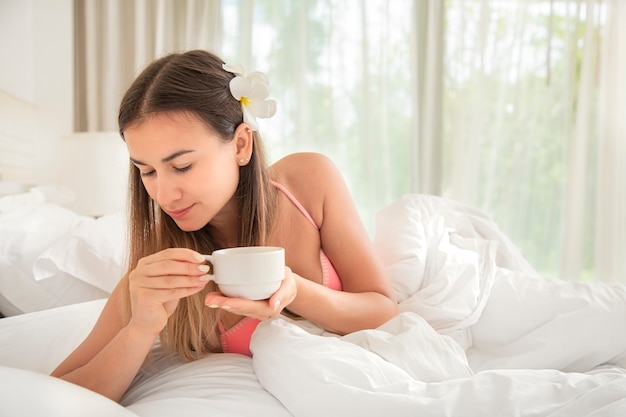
[203,246,285,300]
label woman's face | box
[124,111,241,232]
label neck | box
[209,204,240,248]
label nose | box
[154,173,182,207]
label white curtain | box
[75,0,626,282]
[441,0,625,282]
[74,0,222,131]
[593,0,626,282]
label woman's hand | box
[128,248,210,335]
[204,266,297,320]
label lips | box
[165,205,194,220]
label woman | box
[51,50,398,402]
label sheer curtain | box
[218,0,443,231]
[593,0,626,282]
[75,0,625,282]
[442,0,625,282]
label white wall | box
[0,0,73,184]
[0,0,35,103]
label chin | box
[173,219,207,232]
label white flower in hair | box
[223,63,277,131]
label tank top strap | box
[270,180,318,228]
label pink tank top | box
[219,181,343,356]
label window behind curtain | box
[220,0,624,281]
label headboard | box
[0,89,37,183]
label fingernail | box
[220,305,231,310]
[194,253,205,262]
[207,304,218,308]
[273,298,281,310]
[199,274,211,282]
[198,265,210,273]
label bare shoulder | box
[270,152,339,178]
[270,152,343,196]
[269,152,345,222]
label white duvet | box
[1,194,626,416]
[252,316,626,417]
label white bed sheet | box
[1,193,625,416]
[0,299,292,417]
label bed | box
[1,185,625,416]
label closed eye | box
[135,165,190,177]
[175,165,192,173]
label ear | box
[233,123,253,166]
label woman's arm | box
[283,153,398,333]
[51,248,209,402]
[50,278,156,401]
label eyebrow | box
[130,150,195,166]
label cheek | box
[205,165,239,192]
[197,164,241,204]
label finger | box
[205,293,280,320]
[140,248,207,267]
[177,283,208,298]
[204,292,250,311]
[134,282,208,304]
[132,272,211,290]
[204,291,229,308]
[268,268,296,311]
[139,259,211,279]
[160,247,207,264]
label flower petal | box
[248,100,277,119]
[229,76,252,100]
[222,63,245,76]
[223,63,277,131]
[241,104,259,131]
[247,71,270,85]
[247,72,271,100]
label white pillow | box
[0,190,78,315]
[0,188,126,316]
[0,366,138,417]
[373,194,536,300]
[0,299,106,373]
[0,189,78,274]
[0,263,59,316]
[33,212,126,294]
[372,195,429,302]
[372,194,535,341]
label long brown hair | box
[118,50,276,360]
